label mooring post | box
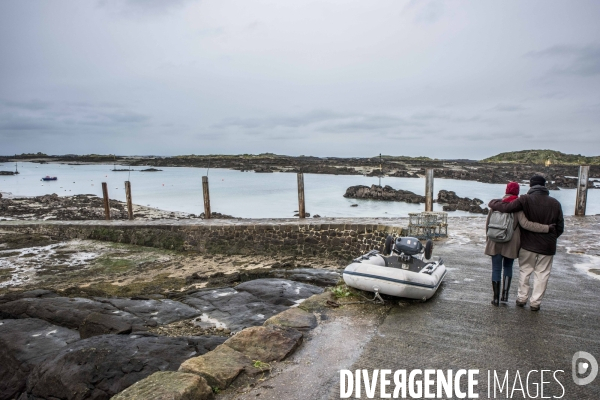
[425,169,434,212]
[202,176,211,219]
[124,181,133,220]
[297,172,306,218]
[575,166,590,216]
[101,182,111,220]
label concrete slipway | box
[220,216,600,400]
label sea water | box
[0,162,598,218]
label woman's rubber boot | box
[491,281,501,306]
[501,276,512,302]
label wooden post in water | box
[297,173,306,218]
[425,169,434,212]
[202,176,211,219]
[101,182,111,220]
[575,166,590,216]
[124,181,133,220]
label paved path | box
[337,216,600,399]
[220,216,600,399]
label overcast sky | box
[1,1,599,159]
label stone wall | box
[1,222,405,261]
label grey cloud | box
[96,0,197,15]
[380,128,442,140]
[0,118,53,131]
[214,110,426,135]
[99,111,150,124]
[2,1,599,158]
[65,111,151,127]
[197,27,225,37]
[403,0,445,23]
[4,100,51,111]
[0,101,151,132]
[526,44,600,77]
[212,110,344,130]
[539,92,566,99]
[65,101,124,109]
[245,21,261,31]
[490,104,527,112]
[215,109,500,138]
[410,111,486,124]
[410,111,450,120]
[451,131,534,142]
[319,116,423,133]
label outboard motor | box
[384,235,433,260]
[394,237,422,256]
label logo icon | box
[572,351,598,386]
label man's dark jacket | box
[488,186,564,255]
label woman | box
[485,182,550,306]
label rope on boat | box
[364,289,386,304]
[339,290,386,306]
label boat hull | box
[343,254,446,300]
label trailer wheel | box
[384,235,393,255]
[424,239,433,260]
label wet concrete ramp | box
[335,221,600,399]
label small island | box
[343,184,425,203]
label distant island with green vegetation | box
[4,149,597,165]
[483,150,600,166]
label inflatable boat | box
[343,236,447,301]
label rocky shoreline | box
[0,280,333,399]
[4,154,600,187]
[0,227,344,399]
[342,185,489,214]
[0,193,236,221]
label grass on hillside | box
[483,149,600,165]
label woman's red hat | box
[506,182,520,196]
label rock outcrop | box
[267,268,340,287]
[223,325,303,362]
[179,344,250,389]
[22,334,202,400]
[181,279,323,332]
[263,307,317,331]
[111,371,214,400]
[0,278,325,399]
[79,312,133,339]
[343,185,425,203]
[0,296,148,330]
[198,211,236,219]
[0,318,79,399]
[97,298,202,326]
[235,278,323,306]
[437,190,489,214]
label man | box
[488,175,564,311]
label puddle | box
[195,313,228,329]
[573,255,600,281]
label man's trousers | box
[517,248,554,307]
